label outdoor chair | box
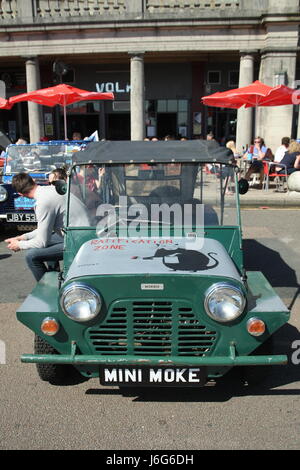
[262,161,288,192]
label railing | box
[146,0,240,13]
[36,0,126,18]
[0,0,18,20]
[36,0,241,17]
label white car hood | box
[66,237,241,282]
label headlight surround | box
[204,282,246,323]
[60,283,102,322]
[0,185,8,202]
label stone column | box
[25,57,43,143]
[130,53,145,141]
[257,49,297,152]
[235,52,255,153]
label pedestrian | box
[206,132,215,141]
[5,173,65,281]
[72,131,82,141]
[164,135,175,141]
[48,167,67,184]
[15,137,28,145]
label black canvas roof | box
[73,140,234,165]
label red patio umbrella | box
[6,83,114,139]
[201,80,298,109]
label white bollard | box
[287,172,300,192]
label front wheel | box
[34,335,73,384]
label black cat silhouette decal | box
[142,247,219,272]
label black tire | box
[34,334,72,384]
[241,336,275,387]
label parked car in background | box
[0,140,87,230]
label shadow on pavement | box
[243,239,299,310]
[0,253,11,260]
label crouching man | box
[5,173,65,281]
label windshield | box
[68,162,239,232]
[5,142,87,173]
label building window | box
[178,100,188,111]
[207,71,221,85]
[157,100,167,112]
[145,99,189,138]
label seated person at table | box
[277,141,300,175]
[274,136,290,164]
[244,137,273,188]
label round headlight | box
[204,283,246,323]
[60,283,101,322]
[0,185,8,202]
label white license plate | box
[6,213,36,223]
[99,366,206,387]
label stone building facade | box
[0,0,299,152]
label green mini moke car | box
[17,140,290,387]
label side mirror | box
[53,179,67,195]
[238,178,249,195]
